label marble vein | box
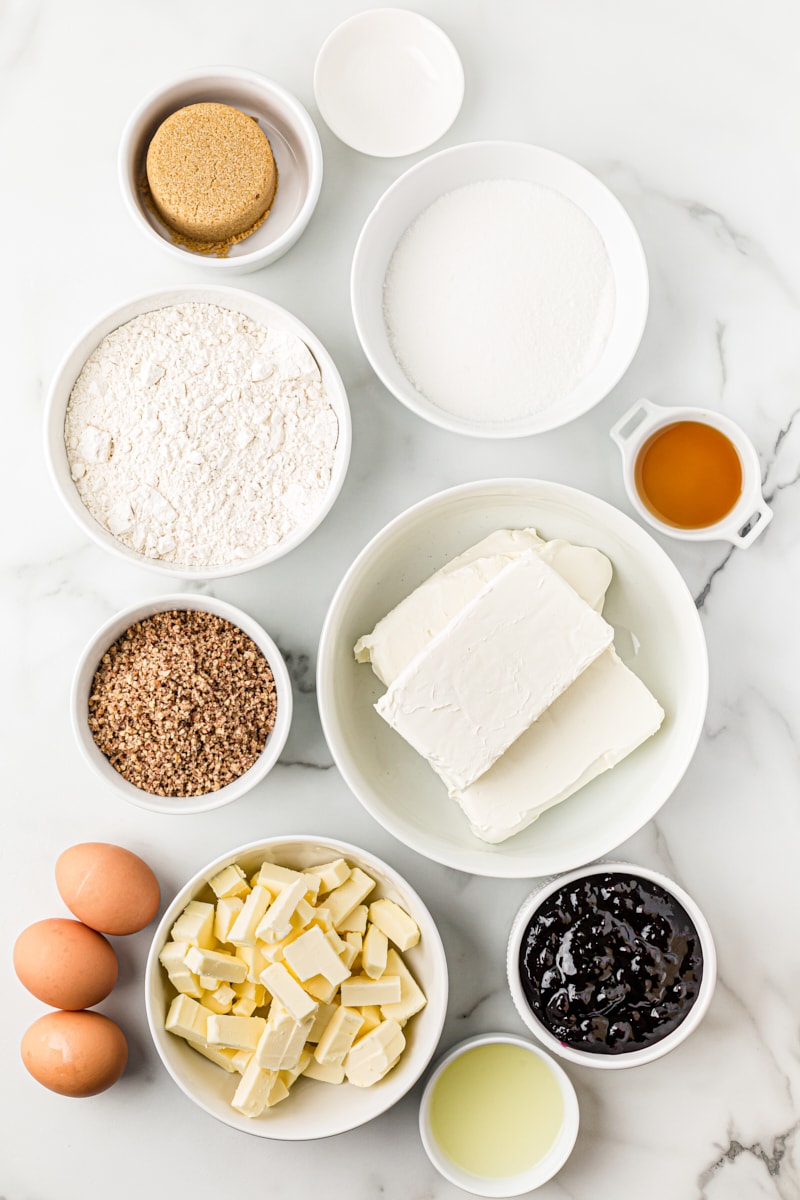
[698,1126,798,1196]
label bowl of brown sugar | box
[119,67,323,273]
[71,595,293,813]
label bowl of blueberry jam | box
[506,863,716,1068]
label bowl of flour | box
[351,141,648,438]
[45,286,351,577]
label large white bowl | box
[318,479,708,879]
[351,141,648,438]
[44,285,351,579]
[119,67,323,273]
[71,594,292,815]
[145,836,448,1139]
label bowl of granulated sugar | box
[351,141,649,438]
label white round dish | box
[44,284,351,579]
[314,9,464,157]
[351,141,649,438]
[71,594,292,815]
[610,397,773,547]
[506,861,717,1069]
[419,1032,579,1195]
[145,836,448,1139]
[119,66,323,273]
[317,478,708,879]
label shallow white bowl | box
[44,284,351,579]
[314,9,464,157]
[318,479,708,879]
[351,141,648,437]
[71,594,292,815]
[506,861,717,1069]
[419,1033,579,1195]
[145,836,448,1138]
[119,66,323,273]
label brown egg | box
[55,842,161,936]
[21,1010,128,1097]
[13,918,118,1010]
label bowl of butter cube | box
[145,836,448,1138]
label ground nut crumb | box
[88,610,278,797]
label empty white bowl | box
[419,1033,579,1195]
[146,835,448,1138]
[314,9,464,157]
[317,478,708,878]
[351,141,649,437]
[119,66,323,273]
[44,284,351,579]
[71,594,292,815]
[506,861,717,1069]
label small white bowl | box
[119,66,322,273]
[145,836,448,1139]
[351,141,648,437]
[506,862,717,1069]
[44,284,351,579]
[317,478,708,879]
[71,594,292,815]
[610,398,773,547]
[314,9,464,157]
[419,1033,579,1196]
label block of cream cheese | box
[451,647,665,843]
[355,529,612,686]
[375,550,615,792]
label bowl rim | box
[317,476,709,878]
[44,282,352,579]
[418,1031,579,1195]
[505,860,718,1069]
[118,64,323,269]
[350,139,649,438]
[70,593,293,814]
[145,834,450,1139]
[313,8,465,158]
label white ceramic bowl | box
[314,9,464,157]
[351,141,648,437]
[317,479,708,879]
[119,67,323,273]
[145,836,449,1138]
[71,594,292,815]
[44,284,351,579]
[419,1033,579,1195]
[610,397,773,547]
[506,861,717,1069]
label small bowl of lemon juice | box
[418,1032,579,1195]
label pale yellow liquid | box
[428,1043,564,1179]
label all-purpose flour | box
[65,303,339,567]
[383,180,615,423]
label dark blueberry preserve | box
[518,871,704,1054]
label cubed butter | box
[368,899,420,952]
[340,975,401,1008]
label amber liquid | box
[634,421,743,529]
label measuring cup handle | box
[729,494,773,548]
[609,399,659,449]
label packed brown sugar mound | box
[145,102,278,251]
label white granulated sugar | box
[383,180,616,423]
[65,303,339,567]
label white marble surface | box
[3,1,800,1196]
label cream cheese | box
[355,528,612,686]
[452,647,665,843]
[375,550,614,792]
